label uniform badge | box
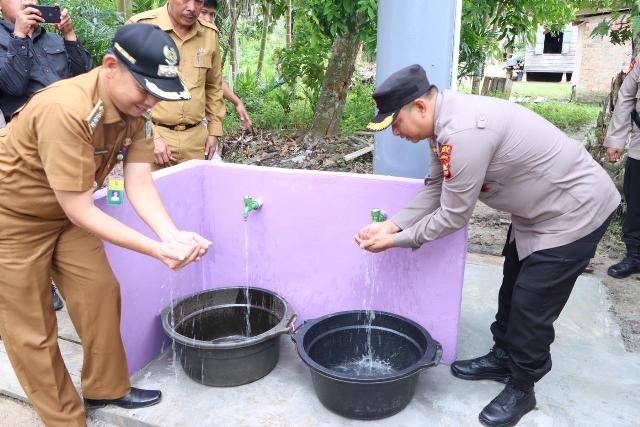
[163,45,178,66]
[107,178,124,206]
[196,47,206,65]
[145,119,153,139]
[440,144,452,179]
[86,100,104,135]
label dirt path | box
[469,202,640,352]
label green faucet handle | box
[243,196,263,218]
[371,208,387,223]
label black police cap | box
[367,64,432,131]
[112,24,191,101]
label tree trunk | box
[256,1,271,77]
[306,35,362,141]
[471,63,486,95]
[116,0,132,19]
[224,0,240,80]
[285,0,292,47]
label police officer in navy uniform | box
[604,55,640,278]
[357,64,619,426]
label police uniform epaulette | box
[128,10,158,23]
[198,19,219,32]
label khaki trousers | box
[0,214,130,427]
[152,122,208,171]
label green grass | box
[511,82,572,101]
[523,102,600,131]
[458,80,573,101]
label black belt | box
[631,110,640,128]
[153,122,200,131]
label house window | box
[543,32,563,54]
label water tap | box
[371,209,387,223]
[243,196,263,219]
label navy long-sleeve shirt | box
[0,20,92,122]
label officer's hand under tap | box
[354,220,400,253]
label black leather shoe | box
[52,284,64,311]
[84,387,162,409]
[607,245,640,279]
[479,381,536,427]
[451,346,511,383]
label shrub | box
[340,79,375,135]
[523,102,600,131]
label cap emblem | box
[157,64,179,77]
[163,45,178,66]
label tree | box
[256,1,271,77]
[459,0,579,93]
[281,0,376,142]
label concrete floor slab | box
[2,260,639,426]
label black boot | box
[52,284,64,311]
[84,387,162,409]
[451,346,511,383]
[479,380,536,427]
[607,244,640,279]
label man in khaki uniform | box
[0,24,211,426]
[129,0,225,169]
[603,55,640,278]
[356,65,619,427]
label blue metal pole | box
[373,0,460,178]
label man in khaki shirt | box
[603,55,640,278]
[129,0,225,168]
[0,24,210,426]
[356,65,619,427]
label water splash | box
[363,253,379,369]
[243,221,252,337]
[334,354,397,378]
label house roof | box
[575,8,630,19]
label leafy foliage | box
[587,0,640,49]
[53,0,124,65]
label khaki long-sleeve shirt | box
[128,6,224,137]
[604,55,640,160]
[391,90,620,260]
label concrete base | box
[2,256,639,426]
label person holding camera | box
[0,0,92,122]
[0,0,92,310]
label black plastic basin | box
[292,310,442,420]
[161,286,295,386]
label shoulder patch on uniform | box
[86,100,104,135]
[128,10,158,23]
[440,144,453,179]
[198,19,219,32]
